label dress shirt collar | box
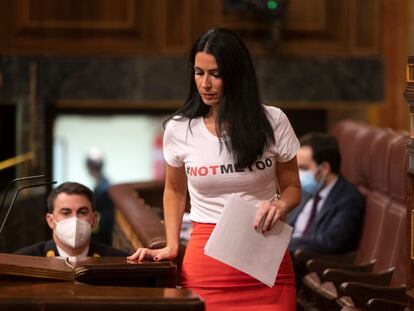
[318,175,338,199]
[56,244,90,259]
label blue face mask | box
[299,169,323,194]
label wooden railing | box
[0,152,33,171]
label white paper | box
[204,194,293,287]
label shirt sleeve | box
[268,108,300,162]
[163,119,184,167]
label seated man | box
[15,182,127,258]
[288,132,365,254]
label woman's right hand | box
[127,245,178,262]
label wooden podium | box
[0,253,204,310]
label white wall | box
[53,115,164,189]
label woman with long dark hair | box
[129,28,301,310]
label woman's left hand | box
[254,199,288,233]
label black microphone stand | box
[0,178,57,235]
[0,175,45,216]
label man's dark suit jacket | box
[287,176,365,254]
[14,239,127,257]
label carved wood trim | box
[17,0,136,30]
[0,0,385,56]
[349,0,382,55]
[284,0,327,32]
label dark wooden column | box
[404,56,414,309]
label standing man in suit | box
[15,182,126,258]
[288,132,365,254]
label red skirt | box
[182,222,296,311]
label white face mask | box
[53,217,91,248]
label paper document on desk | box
[204,194,293,287]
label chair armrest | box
[307,258,375,278]
[367,298,407,311]
[340,307,363,311]
[339,281,407,308]
[293,248,357,264]
[306,281,344,310]
[322,267,395,289]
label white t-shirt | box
[163,105,300,224]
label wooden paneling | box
[163,0,192,53]
[277,0,348,56]
[191,0,222,43]
[379,0,409,129]
[0,0,384,56]
[17,0,135,30]
[0,0,191,55]
[190,0,382,56]
[349,0,382,55]
[281,0,381,56]
[284,0,327,32]
[6,0,142,54]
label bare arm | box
[127,164,187,261]
[276,156,302,214]
[162,163,188,258]
[254,156,301,232]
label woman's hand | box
[127,245,178,262]
[254,199,289,233]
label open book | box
[0,253,176,286]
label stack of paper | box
[204,195,293,287]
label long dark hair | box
[164,28,274,168]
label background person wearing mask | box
[287,132,365,254]
[15,182,126,258]
[287,133,365,288]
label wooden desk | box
[0,253,177,287]
[0,280,204,310]
[0,254,204,310]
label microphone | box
[0,179,57,235]
[0,175,45,216]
